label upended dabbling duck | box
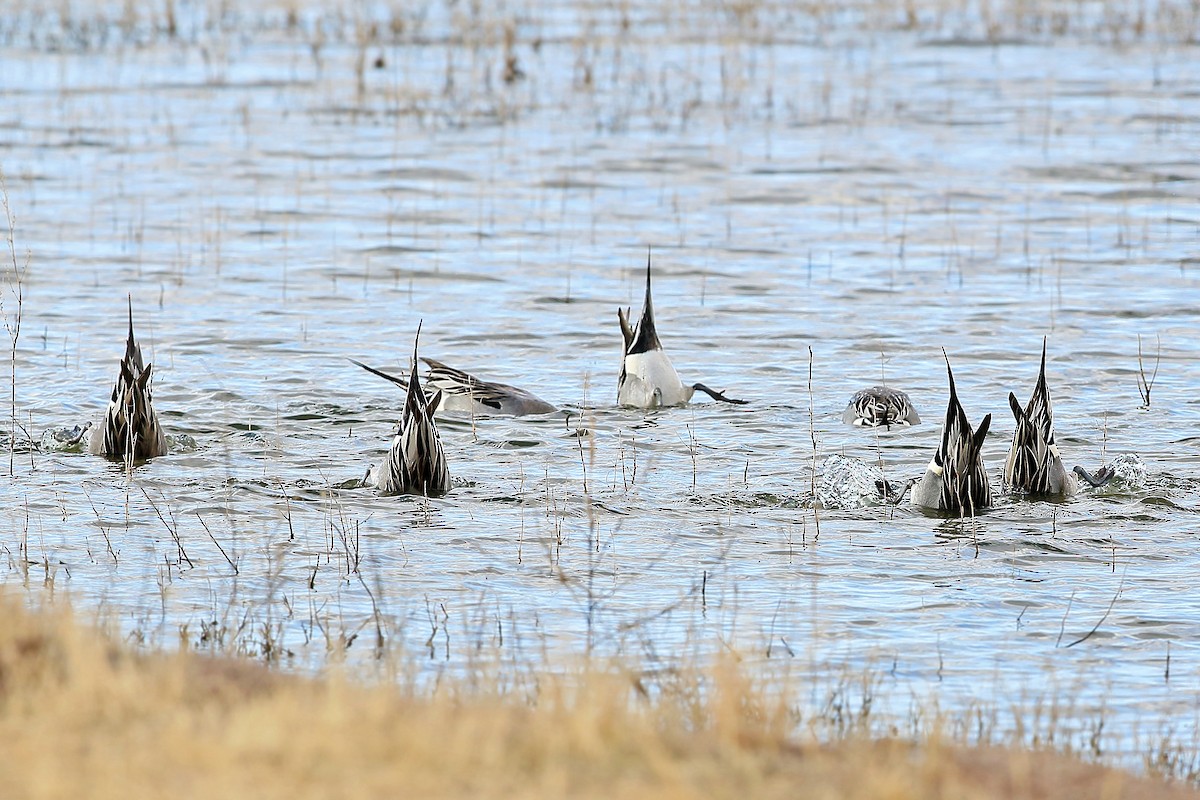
[362,325,451,497]
[617,253,747,409]
[911,356,992,515]
[1004,339,1076,498]
[842,385,921,429]
[351,356,557,417]
[88,300,168,462]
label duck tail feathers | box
[618,307,634,351]
[1008,391,1024,423]
[972,412,991,454]
[642,246,654,318]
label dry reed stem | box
[1,168,25,477]
[1137,334,1161,408]
[807,346,820,538]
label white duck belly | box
[618,350,692,408]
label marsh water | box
[2,0,1200,766]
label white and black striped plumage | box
[842,385,921,428]
[351,357,557,416]
[617,252,746,408]
[1004,339,1076,497]
[911,357,992,514]
[88,300,167,462]
[366,326,451,497]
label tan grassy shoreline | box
[0,597,1195,800]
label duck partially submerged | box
[817,454,914,509]
[364,325,450,497]
[1074,453,1146,490]
[1004,339,1076,498]
[911,356,992,515]
[88,300,167,463]
[351,356,557,417]
[617,252,746,408]
[842,385,920,429]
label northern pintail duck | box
[617,253,746,408]
[351,356,556,416]
[911,356,992,514]
[1004,340,1076,497]
[88,300,167,462]
[842,386,921,428]
[363,325,450,497]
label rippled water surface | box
[2,0,1200,765]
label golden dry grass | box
[0,596,1195,800]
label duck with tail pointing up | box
[617,251,747,409]
[911,354,992,515]
[1004,339,1077,498]
[362,323,451,497]
[89,298,167,463]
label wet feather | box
[911,356,992,514]
[369,325,451,497]
[89,300,167,462]
[351,356,556,417]
[1004,339,1076,497]
[842,385,921,428]
[617,251,745,408]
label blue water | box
[1,0,1199,768]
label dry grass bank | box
[0,597,1194,800]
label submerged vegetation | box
[1,0,1198,52]
[1,595,1198,798]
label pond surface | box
[2,0,1199,767]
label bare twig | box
[1136,333,1161,408]
[195,512,237,574]
[1,170,27,477]
[575,415,589,495]
[81,486,118,565]
[355,568,385,657]
[280,484,296,541]
[1064,571,1126,648]
[1055,590,1075,647]
[686,422,698,490]
[141,487,194,569]
[807,346,820,538]
[1101,409,1109,463]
